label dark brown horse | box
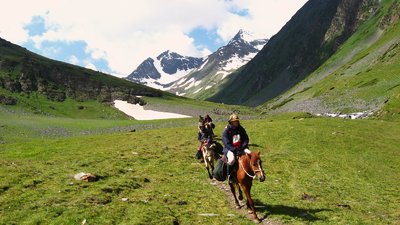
[229,149,265,223]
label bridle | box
[238,155,264,180]
[202,143,214,156]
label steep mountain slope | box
[260,0,400,121]
[207,0,381,107]
[124,30,268,97]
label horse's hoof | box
[248,210,253,214]
[238,195,243,201]
[236,205,240,209]
[253,218,261,223]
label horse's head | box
[247,149,265,182]
[202,143,216,157]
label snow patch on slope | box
[153,58,192,84]
[240,30,267,43]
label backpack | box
[213,141,223,155]
[195,149,203,159]
[213,158,227,181]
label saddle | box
[219,148,244,165]
[235,148,245,157]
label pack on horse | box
[200,141,218,179]
[229,149,265,223]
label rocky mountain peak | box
[125,29,268,93]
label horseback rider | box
[196,122,213,161]
[198,115,205,122]
[204,114,215,129]
[222,114,251,183]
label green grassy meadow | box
[1,111,399,224]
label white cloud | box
[217,0,308,42]
[85,63,97,71]
[69,55,79,64]
[0,0,308,75]
[201,48,213,56]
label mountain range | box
[124,30,268,98]
[1,0,400,122]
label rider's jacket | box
[198,128,213,144]
[222,123,249,157]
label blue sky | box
[0,0,308,77]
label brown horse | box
[229,149,265,223]
[201,142,217,179]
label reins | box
[238,155,264,180]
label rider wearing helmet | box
[222,114,251,183]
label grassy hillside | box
[206,0,370,107]
[261,0,400,122]
[1,113,399,224]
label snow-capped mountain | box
[168,30,268,98]
[125,29,268,98]
[125,51,203,89]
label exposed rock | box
[316,111,374,119]
[0,94,17,105]
[74,172,97,182]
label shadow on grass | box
[252,199,332,222]
[248,143,262,148]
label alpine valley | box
[2,0,400,224]
[1,0,400,121]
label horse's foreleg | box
[235,183,243,201]
[204,158,213,179]
[241,184,260,223]
[206,166,213,179]
[229,183,240,209]
[210,161,215,177]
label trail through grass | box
[1,113,399,224]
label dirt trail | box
[208,179,281,224]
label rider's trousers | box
[227,148,251,165]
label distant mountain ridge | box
[125,51,203,88]
[124,30,268,97]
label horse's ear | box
[257,149,261,156]
[246,152,251,159]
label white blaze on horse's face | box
[250,158,265,182]
[256,160,265,182]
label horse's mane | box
[242,151,262,165]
